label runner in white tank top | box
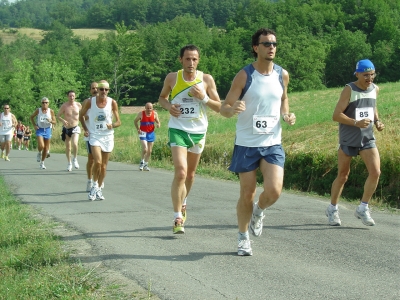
[221,28,296,256]
[79,80,121,201]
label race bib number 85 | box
[355,107,374,122]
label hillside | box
[0,28,112,44]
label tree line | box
[0,0,399,122]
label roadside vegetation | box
[0,176,154,299]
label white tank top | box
[87,97,113,136]
[0,112,13,135]
[168,70,208,134]
[37,108,52,129]
[236,64,283,147]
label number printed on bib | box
[95,113,108,132]
[39,116,49,124]
[139,131,146,138]
[2,120,11,130]
[178,102,200,119]
[253,115,279,134]
[355,107,374,122]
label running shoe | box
[88,186,97,201]
[73,158,79,169]
[67,163,72,172]
[86,180,93,192]
[173,218,185,234]
[325,206,341,226]
[238,238,253,256]
[18,147,21,150]
[143,164,150,171]
[96,188,105,201]
[250,212,265,237]
[354,206,375,226]
[46,152,50,158]
[39,162,46,169]
[36,152,41,162]
[4,156,10,161]
[139,161,144,171]
[0,152,4,159]
[182,205,187,224]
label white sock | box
[330,204,338,210]
[253,202,264,216]
[93,181,99,188]
[360,202,368,209]
[183,197,187,206]
[174,212,183,220]
[238,231,249,240]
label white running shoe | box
[325,206,341,226]
[250,212,265,237]
[139,161,144,171]
[237,239,253,256]
[143,164,150,171]
[46,152,50,158]
[96,188,105,201]
[88,186,97,201]
[40,162,46,169]
[67,163,72,172]
[36,152,41,162]
[355,206,375,226]
[86,180,93,192]
[4,156,10,161]
[73,158,79,169]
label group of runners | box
[0,112,33,160]
[0,27,385,256]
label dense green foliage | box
[0,0,399,121]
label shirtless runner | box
[57,90,82,171]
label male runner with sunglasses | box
[221,28,296,256]
[79,80,121,201]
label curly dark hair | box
[251,28,277,58]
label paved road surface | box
[1,150,399,300]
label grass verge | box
[0,176,154,299]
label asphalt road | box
[1,150,399,300]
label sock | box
[88,179,93,183]
[238,231,249,240]
[182,197,187,206]
[360,202,368,209]
[141,159,144,163]
[93,181,99,188]
[330,204,338,210]
[174,212,183,220]
[144,161,148,165]
[253,202,264,216]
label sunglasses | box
[99,88,109,92]
[42,102,49,104]
[258,41,277,48]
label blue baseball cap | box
[354,59,375,74]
